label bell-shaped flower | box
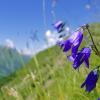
[54,21,65,33]
[68,47,91,69]
[57,31,83,57]
[81,68,99,92]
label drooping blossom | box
[68,47,91,69]
[57,31,83,57]
[81,68,99,92]
[54,21,65,33]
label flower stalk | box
[85,24,100,57]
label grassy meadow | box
[0,23,100,100]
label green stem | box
[85,24,99,52]
[85,24,100,57]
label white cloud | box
[45,30,58,46]
[48,38,55,43]
[1,35,57,57]
[2,29,68,57]
[18,48,33,56]
[65,27,70,32]
[16,41,51,56]
[4,39,15,48]
[45,30,52,37]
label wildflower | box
[57,31,83,56]
[81,68,99,92]
[98,98,100,100]
[68,47,91,69]
[54,21,65,33]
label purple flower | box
[54,21,65,33]
[57,31,83,56]
[68,47,91,69]
[81,68,99,92]
[98,98,100,100]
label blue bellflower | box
[54,21,65,33]
[81,68,99,92]
[57,31,83,57]
[68,47,91,69]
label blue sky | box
[0,0,99,54]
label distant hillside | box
[0,46,31,78]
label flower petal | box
[69,31,83,43]
[63,40,72,52]
[86,84,96,92]
[54,21,65,33]
[81,69,99,92]
[73,52,84,69]
[67,55,75,62]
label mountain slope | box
[0,46,30,77]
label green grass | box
[0,23,100,100]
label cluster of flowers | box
[54,21,100,93]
